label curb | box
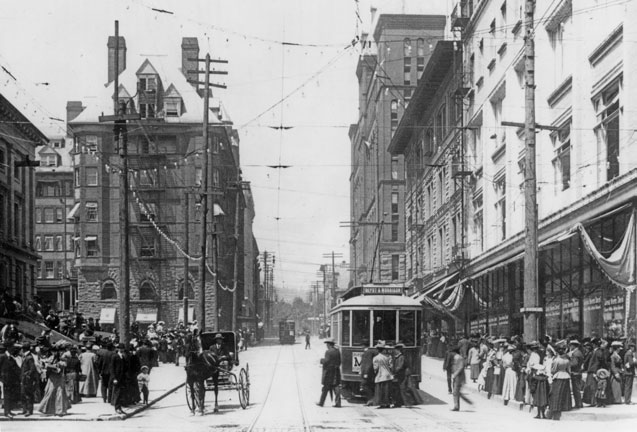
[0,382,186,422]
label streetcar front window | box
[352,310,370,346]
[342,311,351,346]
[399,310,416,346]
[373,310,397,344]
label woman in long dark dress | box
[548,342,572,420]
[38,348,72,417]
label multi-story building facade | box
[34,136,76,311]
[389,40,466,334]
[68,35,257,331]
[398,0,637,340]
[0,93,47,305]
[349,14,446,287]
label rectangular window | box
[165,99,180,117]
[139,103,156,119]
[56,207,63,223]
[35,236,41,251]
[494,171,506,241]
[36,261,42,279]
[44,208,54,223]
[86,238,98,257]
[85,135,98,153]
[74,168,80,188]
[391,214,399,242]
[86,202,98,222]
[0,148,5,174]
[140,203,157,222]
[44,235,54,251]
[139,169,157,186]
[351,310,370,346]
[42,154,58,167]
[391,157,399,180]
[435,104,447,146]
[552,121,571,191]
[391,254,399,281]
[35,207,42,224]
[473,192,484,252]
[55,235,63,251]
[195,168,202,186]
[391,192,399,214]
[44,261,54,279]
[403,57,411,86]
[140,76,157,91]
[86,167,98,186]
[594,79,621,182]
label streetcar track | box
[244,344,285,432]
[291,342,313,432]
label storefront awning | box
[178,306,195,323]
[412,272,459,303]
[100,307,117,324]
[85,235,97,241]
[136,308,157,323]
[66,202,80,220]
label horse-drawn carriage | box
[185,331,250,414]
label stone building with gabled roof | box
[68,34,256,332]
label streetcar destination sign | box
[361,285,404,295]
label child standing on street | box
[137,365,150,405]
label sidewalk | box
[0,360,186,421]
[420,355,637,421]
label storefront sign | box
[362,285,403,295]
[584,296,602,312]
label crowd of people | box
[0,316,241,418]
[440,334,637,419]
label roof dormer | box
[163,84,183,118]
[136,60,161,119]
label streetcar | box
[278,319,296,344]
[329,283,422,394]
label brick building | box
[68,35,258,332]
[0,92,48,305]
[349,13,446,287]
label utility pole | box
[98,21,140,343]
[183,193,189,326]
[231,176,244,332]
[187,53,227,332]
[322,252,343,309]
[522,0,540,341]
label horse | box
[185,350,219,415]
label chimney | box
[107,36,127,85]
[182,37,199,90]
[66,101,84,135]
[370,7,377,26]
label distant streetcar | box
[278,319,296,344]
[329,283,422,394]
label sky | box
[0,0,450,301]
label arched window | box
[178,280,195,300]
[403,38,412,57]
[101,281,117,300]
[139,281,156,300]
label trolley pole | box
[522,0,540,341]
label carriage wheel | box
[239,366,250,409]
[185,381,194,412]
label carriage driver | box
[209,333,235,368]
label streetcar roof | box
[330,295,422,313]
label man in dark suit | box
[359,342,378,406]
[97,342,115,403]
[317,338,341,407]
[1,344,21,418]
[110,343,127,414]
[624,341,636,404]
[20,343,38,416]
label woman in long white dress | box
[79,345,99,397]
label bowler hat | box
[213,333,224,341]
[394,343,405,349]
